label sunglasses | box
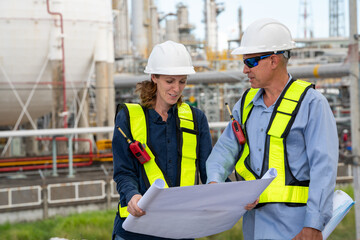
[243,51,285,68]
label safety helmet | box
[232,18,296,55]
[144,40,195,75]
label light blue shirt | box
[206,76,338,239]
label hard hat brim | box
[144,66,196,75]
[231,45,296,55]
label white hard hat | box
[232,18,296,55]
[144,40,195,75]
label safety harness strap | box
[177,103,198,186]
[126,103,169,188]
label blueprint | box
[122,168,277,239]
[322,190,355,239]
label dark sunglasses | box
[243,51,285,68]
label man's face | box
[242,53,275,89]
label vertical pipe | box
[68,136,74,178]
[238,7,242,40]
[132,0,147,57]
[95,62,108,140]
[348,0,360,239]
[52,137,58,177]
[42,181,48,219]
[46,0,67,128]
[149,3,159,49]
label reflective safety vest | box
[235,79,313,206]
[119,102,199,218]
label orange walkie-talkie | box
[225,103,246,145]
[117,126,151,164]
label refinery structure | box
[0,0,354,156]
[0,0,359,231]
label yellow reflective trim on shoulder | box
[125,103,147,144]
[178,103,197,186]
[119,205,130,218]
[178,102,193,120]
[284,80,312,101]
[267,80,312,137]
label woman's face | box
[152,74,187,108]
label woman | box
[112,41,212,240]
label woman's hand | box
[245,198,259,210]
[127,194,146,217]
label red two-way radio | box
[117,127,151,164]
[225,103,246,145]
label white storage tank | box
[0,0,114,126]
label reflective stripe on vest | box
[119,103,198,217]
[235,79,313,205]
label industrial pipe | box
[46,0,68,128]
[0,137,94,172]
[114,63,351,88]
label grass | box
[0,210,115,240]
[0,184,356,240]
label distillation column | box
[95,6,115,140]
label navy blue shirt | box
[112,104,212,240]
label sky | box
[153,0,358,50]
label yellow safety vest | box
[235,79,313,205]
[119,102,199,218]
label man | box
[206,18,338,239]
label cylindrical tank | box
[0,0,114,127]
[205,0,218,51]
[131,0,148,57]
[114,0,131,57]
[177,3,189,27]
[165,18,179,42]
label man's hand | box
[292,227,322,240]
[245,198,259,210]
[127,194,146,217]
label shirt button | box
[257,168,260,171]
[169,159,172,163]
[167,139,170,143]
[260,128,264,132]
[258,148,261,152]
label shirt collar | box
[246,74,292,108]
[148,104,177,123]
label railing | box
[47,180,106,204]
[0,185,42,209]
